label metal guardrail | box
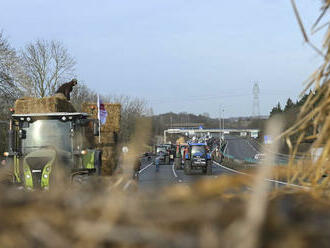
[213,161,310,190]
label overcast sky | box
[0,0,326,117]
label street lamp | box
[222,108,225,130]
[219,106,222,130]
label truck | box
[183,142,212,175]
[163,143,176,163]
[155,145,170,165]
[4,96,107,190]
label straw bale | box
[82,103,121,175]
[100,146,118,175]
[82,103,121,133]
[14,95,76,114]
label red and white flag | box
[97,95,108,125]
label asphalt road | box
[137,136,299,191]
[225,135,290,164]
[224,135,260,160]
[137,158,306,192]
[138,158,233,192]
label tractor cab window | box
[73,119,95,150]
[156,147,167,154]
[21,119,72,154]
[191,145,206,156]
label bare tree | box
[70,83,97,111]
[20,40,76,97]
[0,31,22,102]
[0,31,23,153]
[103,94,151,143]
[65,80,152,143]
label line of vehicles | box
[155,139,213,175]
[1,92,221,191]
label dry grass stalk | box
[274,0,330,189]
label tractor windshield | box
[156,147,167,154]
[191,145,206,156]
[21,119,72,154]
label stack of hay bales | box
[14,95,76,114]
[82,103,121,175]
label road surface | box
[224,135,259,160]
[224,135,290,164]
[138,158,233,192]
[137,136,302,192]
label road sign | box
[264,135,272,144]
[240,132,247,137]
[122,146,129,153]
[251,131,259,138]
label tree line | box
[268,91,319,153]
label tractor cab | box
[6,112,102,190]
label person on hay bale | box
[55,79,78,101]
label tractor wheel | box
[94,150,103,176]
[174,158,181,170]
[184,160,191,175]
[165,156,170,165]
[206,161,212,175]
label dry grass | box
[278,0,330,190]
[0,174,329,248]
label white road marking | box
[246,186,254,192]
[172,163,178,178]
[172,163,185,183]
[224,142,228,154]
[246,140,260,154]
[123,181,132,190]
[214,161,247,175]
[138,162,154,174]
[213,161,309,190]
[248,139,293,160]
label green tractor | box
[5,112,102,190]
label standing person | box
[155,155,160,172]
[133,157,141,180]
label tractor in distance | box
[183,142,212,175]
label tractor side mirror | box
[93,121,99,136]
[19,129,26,139]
